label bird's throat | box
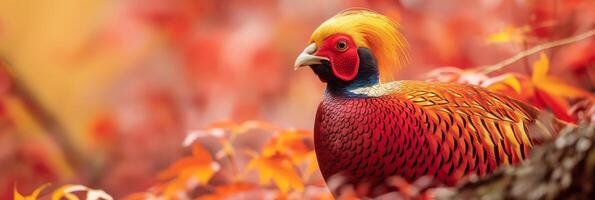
[312,48,380,97]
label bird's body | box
[294,9,565,197]
[315,81,559,193]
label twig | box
[477,29,595,74]
[0,59,95,180]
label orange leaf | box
[536,77,593,99]
[14,183,50,200]
[262,129,312,163]
[531,52,593,99]
[246,154,304,194]
[158,144,220,197]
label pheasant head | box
[294,9,408,86]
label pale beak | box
[294,43,329,70]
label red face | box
[314,34,360,81]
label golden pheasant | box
[294,9,567,197]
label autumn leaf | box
[14,183,50,200]
[527,53,594,122]
[158,144,220,198]
[246,154,304,194]
[15,183,113,200]
[262,129,312,162]
[486,26,529,44]
[260,129,320,182]
[51,184,113,200]
[482,73,523,94]
[531,53,550,82]
[531,53,593,99]
[184,120,283,159]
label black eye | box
[336,40,348,51]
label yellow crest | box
[309,9,409,83]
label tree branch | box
[0,59,95,180]
[477,29,595,74]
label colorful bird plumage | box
[295,9,565,197]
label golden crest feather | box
[309,9,409,83]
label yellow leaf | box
[246,154,304,194]
[486,26,528,44]
[14,183,51,200]
[482,73,522,94]
[532,52,550,83]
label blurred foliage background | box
[0,0,593,199]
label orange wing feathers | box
[394,81,560,169]
[349,80,562,179]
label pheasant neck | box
[325,48,380,97]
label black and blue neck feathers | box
[310,48,380,97]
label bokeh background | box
[1,0,593,199]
